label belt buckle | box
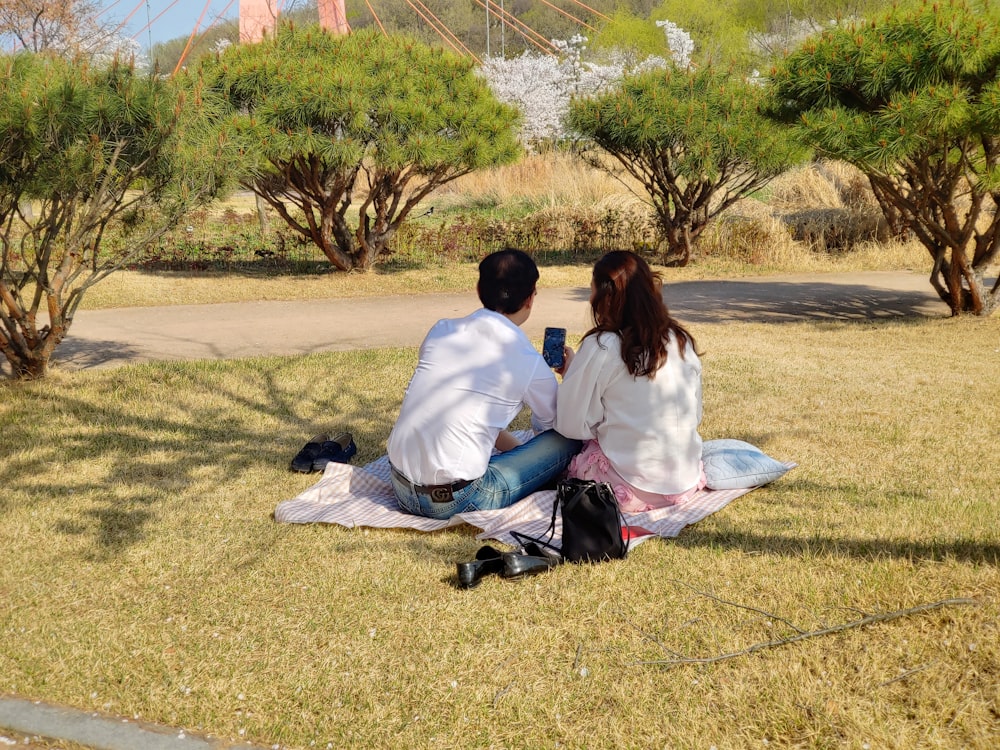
[429,486,454,503]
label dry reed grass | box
[767,163,847,210]
[2,319,998,749]
[437,151,640,210]
[694,161,920,266]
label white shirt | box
[556,331,703,495]
[387,308,558,485]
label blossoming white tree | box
[480,23,694,146]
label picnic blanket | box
[274,453,774,549]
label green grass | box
[2,318,998,749]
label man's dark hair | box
[477,248,539,314]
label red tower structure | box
[239,0,348,42]
[238,0,277,43]
[318,0,349,35]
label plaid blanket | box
[274,454,763,549]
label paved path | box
[53,271,950,372]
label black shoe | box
[456,545,505,589]
[501,550,560,578]
[289,433,329,473]
[311,432,357,472]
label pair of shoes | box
[311,432,357,472]
[501,549,561,578]
[289,431,357,473]
[456,545,505,589]
[289,433,329,473]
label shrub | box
[696,210,795,265]
[783,208,887,253]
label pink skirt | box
[566,440,706,513]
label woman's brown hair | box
[586,251,696,378]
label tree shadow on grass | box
[127,259,333,278]
[0,356,402,560]
[674,521,1000,567]
[54,506,154,555]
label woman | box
[556,251,705,512]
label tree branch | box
[877,662,936,688]
[667,578,807,634]
[635,598,977,669]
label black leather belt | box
[390,465,474,503]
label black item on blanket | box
[513,478,629,563]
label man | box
[387,248,581,519]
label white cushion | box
[702,439,792,490]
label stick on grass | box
[636,597,977,669]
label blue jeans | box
[391,430,582,520]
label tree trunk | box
[660,221,692,267]
[929,252,999,316]
[5,353,49,379]
[869,178,911,241]
[355,214,400,272]
[0,334,54,379]
[0,275,68,379]
[869,179,997,316]
[254,193,269,235]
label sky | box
[96,1,240,48]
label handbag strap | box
[612,491,632,555]
[509,484,564,557]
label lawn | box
[1,152,997,748]
[2,314,997,749]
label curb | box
[0,696,267,750]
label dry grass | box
[435,150,640,211]
[81,233,932,311]
[78,263,597,309]
[767,163,848,210]
[2,319,998,749]
[698,161,899,264]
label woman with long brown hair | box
[556,251,705,511]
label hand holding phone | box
[542,327,566,370]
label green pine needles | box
[203,25,522,272]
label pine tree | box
[203,25,522,271]
[569,65,805,265]
[768,0,1000,316]
[0,54,234,378]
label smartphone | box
[542,327,566,369]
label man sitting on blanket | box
[387,248,581,520]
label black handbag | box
[514,478,629,563]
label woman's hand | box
[556,345,575,377]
